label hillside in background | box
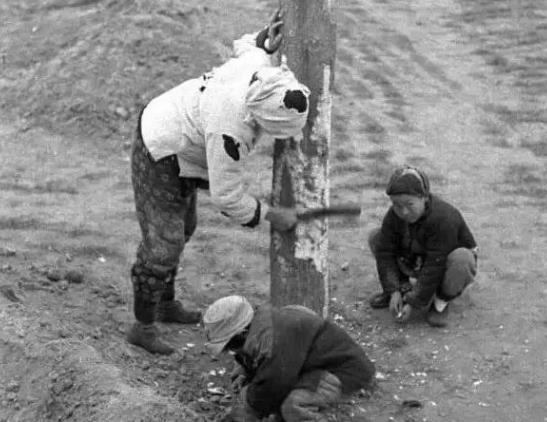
[1,0,546,421]
[0,0,272,140]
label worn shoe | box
[156,300,202,324]
[426,303,450,327]
[126,322,175,355]
[369,292,391,309]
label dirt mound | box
[0,0,269,141]
[0,328,199,421]
[1,0,547,421]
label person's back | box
[236,304,375,419]
[203,296,376,421]
[300,315,376,394]
[140,32,272,179]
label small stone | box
[6,381,20,392]
[58,329,71,338]
[115,106,130,119]
[65,270,84,284]
[0,286,21,303]
[206,385,226,395]
[341,262,350,271]
[375,372,387,380]
[156,369,169,378]
[0,247,16,257]
[219,394,232,405]
[46,268,64,282]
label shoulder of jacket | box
[243,306,274,363]
[201,88,255,140]
[429,195,462,219]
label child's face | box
[390,194,427,223]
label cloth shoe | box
[156,300,201,324]
[126,322,175,354]
[426,303,450,327]
[369,292,390,309]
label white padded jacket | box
[140,33,275,225]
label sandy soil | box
[1,0,546,421]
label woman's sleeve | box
[205,130,268,227]
[374,209,404,293]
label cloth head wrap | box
[203,295,254,356]
[245,65,310,138]
[385,166,430,196]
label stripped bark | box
[270,0,336,317]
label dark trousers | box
[130,116,199,324]
[281,371,342,422]
[229,371,342,422]
[368,228,476,301]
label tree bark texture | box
[270,0,336,317]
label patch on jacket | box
[199,71,214,92]
[283,89,308,113]
[223,134,241,161]
[249,71,259,85]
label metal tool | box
[296,204,361,221]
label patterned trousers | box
[130,113,205,324]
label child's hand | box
[395,304,412,323]
[389,291,403,319]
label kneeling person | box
[203,296,376,422]
[369,166,478,327]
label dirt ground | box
[1,0,546,421]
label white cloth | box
[140,32,276,225]
[245,65,310,138]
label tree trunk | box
[270,0,336,317]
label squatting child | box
[368,165,478,327]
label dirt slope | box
[1,0,546,421]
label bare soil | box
[1,0,546,421]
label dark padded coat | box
[234,305,375,418]
[374,194,477,308]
